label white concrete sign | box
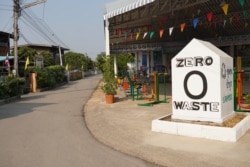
[171,38,234,123]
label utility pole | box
[13,0,20,77]
[12,0,47,76]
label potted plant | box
[101,55,117,104]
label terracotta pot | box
[105,94,114,104]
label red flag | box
[207,12,213,22]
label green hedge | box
[0,76,25,100]
[0,65,67,100]
[36,65,67,89]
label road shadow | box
[0,102,55,120]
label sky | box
[0,0,115,60]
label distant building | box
[0,31,14,74]
[17,43,69,65]
[0,31,13,56]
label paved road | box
[0,75,159,167]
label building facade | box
[104,0,250,76]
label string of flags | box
[110,0,247,44]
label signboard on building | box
[171,38,234,123]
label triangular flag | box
[65,64,69,71]
[130,32,133,40]
[245,22,248,28]
[197,9,201,15]
[143,32,148,39]
[193,18,199,28]
[223,20,227,27]
[222,4,229,15]
[169,27,174,36]
[243,10,247,18]
[229,17,233,24]
[150,31,155,39]
[124,32,128,39]
[207,12,213,22]
[159,29,164,38]
[136,32,140,40]
[118,29,122,36]
[180,23,186,32]
[25,56,30,70]
[235,13,240,26]
[239,0,245,7]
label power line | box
[20,8,69,48]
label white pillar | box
[114,54,118,77]
[105,19,110,55]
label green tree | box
[64,51,86,70]
[95,53,106,72]
[95,52,134,74]
[40,51,54,66]
[117,53,134,72]
[18,46,36,61]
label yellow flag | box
[222,4,229,15]
[65,64,69,70]
[25,56,29,70]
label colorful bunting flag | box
[243,10,247,18]
[235,13,240,26]
[124,32,128,39]
[223,20,227,27]
[245,22,248,28]
[197,9,201,15]
[143,32,148,39]
[193,18,199,28]
[180,23,186,32]
[159,29,164,38]
[239,0,245,7]
[150,31,155,39]
[136,32,140,40]
[222,4,229,15]
[169,27,174,36]
[207,12,213,22]
[229,17,233,24]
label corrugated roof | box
[104,0,155,20]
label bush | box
[37,65,66,89]
[0,76,25,100]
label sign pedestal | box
[151,38,250,142]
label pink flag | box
[5,53,10,72]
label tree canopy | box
[95,53,134,73]
[64,51,93,71]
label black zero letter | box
[184,71,207,99]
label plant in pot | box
[101,55,117,104]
